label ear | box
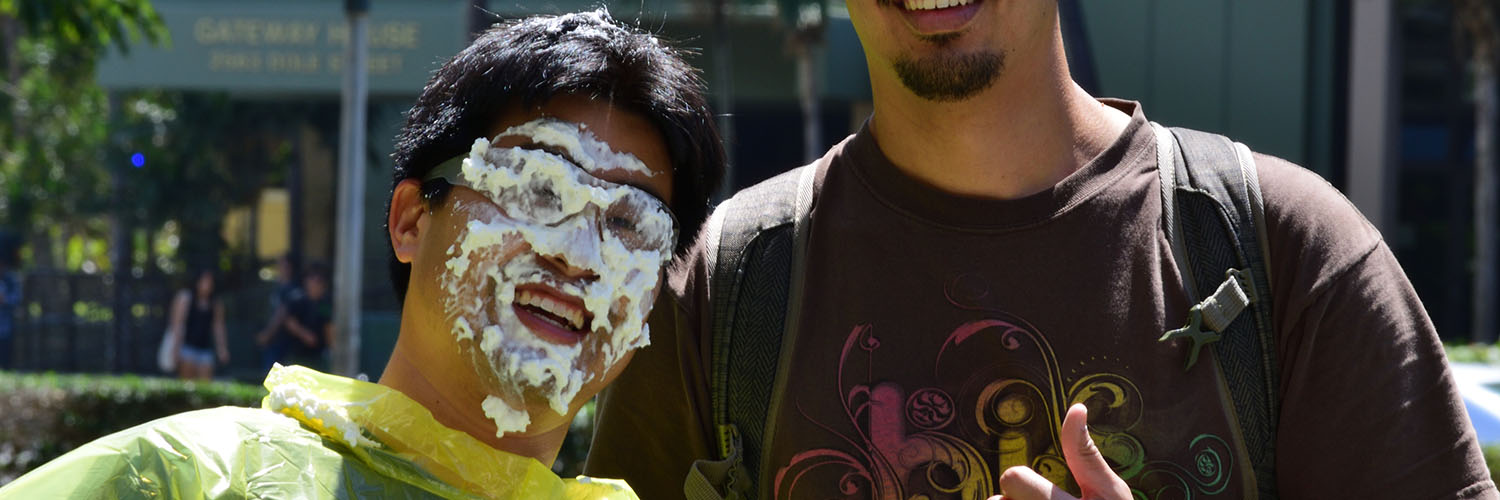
[388,179,427,264]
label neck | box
[867,27,1130,200]
[379,319,571,467]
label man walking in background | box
[255,252,302,373]
[283,261,331,369]
[586,1,1497,499]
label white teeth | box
[516,290,586,330]
[905,0,970,10]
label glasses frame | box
[420,149,680,256]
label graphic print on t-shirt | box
[772,278,1234,500]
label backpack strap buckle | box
[1160,268,1255,370]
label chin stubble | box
[892,49,1005,102]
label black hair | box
[303,261,329,282]
[387,9,725,302]
[186,266,218,301]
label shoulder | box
[0,407,322,497]
[667,162,818,303]
[105,407,311,447]
[1253,152,1383,292]
[287,292,313,310]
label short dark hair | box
[387,9,724,301]
[303,261,329,282]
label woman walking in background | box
[166,269,228,380]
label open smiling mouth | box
[896,0,983,34]
[900,0,978,10]
[512,287,595,344]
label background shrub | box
[1447,343,1500,365]
[0,372,265,484]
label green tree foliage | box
[109,91,302,270]
[0,0,166,264]
[0,1,293,272]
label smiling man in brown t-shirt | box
[585,1,1498,499]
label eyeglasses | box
[423,145,678,260]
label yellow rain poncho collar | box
[261,364,636,500]
[0,365,636,500]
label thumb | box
[1060,404,1131,499]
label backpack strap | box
[689,125,1280,499]
[685,164,819,500]
[1152,123,1280,499]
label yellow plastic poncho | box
[0,365,638,500]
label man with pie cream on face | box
[586,1,1497,499]
[0,11,722,499]
[379,8,722,496]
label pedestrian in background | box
[254,252,302,374]
[166,268,228,380]
[283,261,331,369]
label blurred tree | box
[1458,0,1499,343]
[709,0,734,197]
[693,0,825,190]
[779,0,826,164]
[110,91,304,272]
[0,0,166,269]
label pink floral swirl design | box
[775,325,995,499]
[906,388,955,431]
[773,274,1226,498]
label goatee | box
[893,49,1004,102]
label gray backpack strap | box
[685,164,818,500]
[1153,123,1279,499]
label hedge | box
[0,371,266,484]
[1447,343,1500,365]
[0,369,1496,489]
[0,371,604,484]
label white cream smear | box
[441,118,667,437]
[266,383,376,448]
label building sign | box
[97,0,468,94]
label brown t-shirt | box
[586,101,1497,500]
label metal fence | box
[7,270,278,383]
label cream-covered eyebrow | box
[493,118,655,178]
[513,141,665,200]
[517,141,577,165]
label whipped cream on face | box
[482,395,531,435]
[440,118,666,437]
[496,118,655,177]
